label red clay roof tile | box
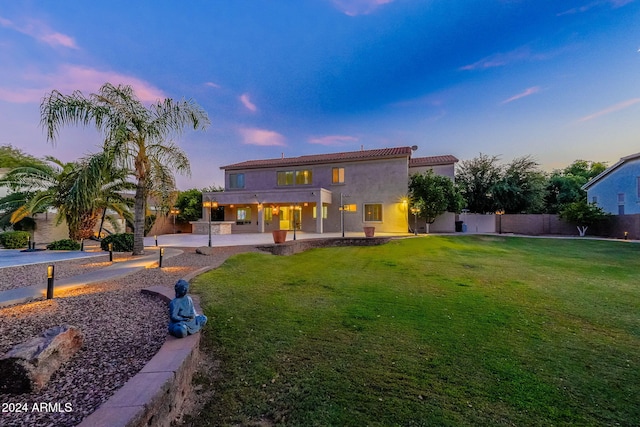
[221,146,415,170]
[409,155,459,167]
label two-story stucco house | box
[582,152,640,215]
[193,146,458,235]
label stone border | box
[77,265,216,427]
[257,236,392,256]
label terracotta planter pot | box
[363,226,375,238]
[272,230,288,244]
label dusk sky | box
[1,0,639,189]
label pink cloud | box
[0,15,78,49]
[460,46,569,71]
[308,135,359,146]
[576,98,640,123]
[240,93,257,112]
[0,64,165,104]
[557,0,633,16]
[461,47,533,71]
[330,0,394,16]
[239,128,286,146]
[501,86,541,104]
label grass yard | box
[186,236,640,426]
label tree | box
[559,200,610,237]
[174,188,203,222]
[455,153,502,213]
[493,155,547,214]
[0,154,133,240]
[409,170,463,233]
[544,160,608,213]
[0,145,46,169]
[41,83,210,254]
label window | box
[278,169,313,186]
[264,207,273,222]
[364,203,382,222]
[312,205,328,219]
[619,205,625,215]
[637,177,640,198]
[236,207,251,224]
[296,169,312,185]
[592,196,598,204]
[277,171,294,186]
[332,167,345,184]
[229,173,245,189]
[618,193,625,204]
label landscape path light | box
[203,198,218,247]
[170,207,180,234]
[46,265,55,299]
[410,205,420,235]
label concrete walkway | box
[0,247,182,307]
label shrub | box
[100,233,134,252]
[46,239,81,250]
[0,231,30,249]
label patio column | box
[258,204,265,233]
[316,200,323,234]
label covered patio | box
[192,188,333,235]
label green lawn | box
[187,236,640,426]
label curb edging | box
[77,280,209,427]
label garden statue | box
[168,279,207,338]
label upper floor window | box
[296,169,313,185]
[637,177,640,198]
[277,171,294,186]
[591,196,598,204]
[278,169,312,186]
[364,203,382,222]
[618,193,625,204]
[332,167,345,184]
[229,173,245,189]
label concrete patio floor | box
[145,231,412,248]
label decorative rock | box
[195,246,214,255]
[0,325,84,393]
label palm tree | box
[0,154,134,240]
[41,83,209,254]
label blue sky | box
[1,0,639,189]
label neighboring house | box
[195,147,458,235]
[582,152,640,215]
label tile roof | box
[221,146,415,170]
[409,155,459,167]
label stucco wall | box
[408,163,455,179]
[587,158,640,215]
[220,157,412,233]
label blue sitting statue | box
[168,279,207,338]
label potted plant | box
[363,226,375,237]
[272,230,287,243]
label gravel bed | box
[0,245,260,427]
[0,253,131,292]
